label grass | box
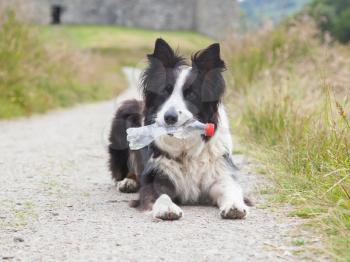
[292,239,306,246]
[38,25,213,74]
[0,9,212,119]
[0,199,37,229]
[225,18,350,260]
[0,10,117,118]
[39,25,212,52]
[3,4,348,260]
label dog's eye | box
[163,84,173,95]
[183,88,197,100]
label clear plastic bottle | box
[126,120,215,150]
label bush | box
[309,0,350,43]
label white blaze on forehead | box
[157,67,193,125]
[173,67,192,95]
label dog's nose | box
[164,108,178,125]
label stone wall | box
[195,0,238,38]
[0,0,237,38]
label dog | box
[108,38,250,220]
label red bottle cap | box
[204,123,215,137]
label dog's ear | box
[148,38,176,67]
[192,43,226,72]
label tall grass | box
[225,18,350,260]
[0,9,124,118]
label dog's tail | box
[108,99,143,182]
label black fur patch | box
[184,43,226,138]
[108,99,143,182]
[141,38,187,125]
[133,162,178,210]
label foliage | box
[0,9,121,118]
[309,0,350,43]
[225,19,350,259]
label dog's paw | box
[152,194,183,221]
[220,202,249,220]
[118,178,138,193]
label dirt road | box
[0,68,324,261]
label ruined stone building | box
[4,0,238,38]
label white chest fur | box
[152,105,234,203]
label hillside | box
[239,0,311,26]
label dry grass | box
[224,17,350,260]
[0,8,126,118]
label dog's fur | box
[108,39,250,220]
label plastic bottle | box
[126,120,215,150]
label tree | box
[309,0,350,43]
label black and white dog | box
[108,39,250,220]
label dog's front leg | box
[210,177,249,219]
[152,194,183,220]
[138,168,183,221]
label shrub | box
[309,0,350,43]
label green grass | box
[226,20,350,260]
[38,25,213,72]
[39,25,212,51]
[0,10,212,119]
[0,10,122,118]
[292,239,306,246]
[0,199,37,229]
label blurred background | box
[0,0,349,259]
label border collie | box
[108,39,250,220]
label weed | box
[227,18,350,259]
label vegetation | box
[2,2,349,259]
[224,18,350,259]
[240,0,350,43]
[309,0,350,43]
[0,9,212,119]
[0,10,118,118]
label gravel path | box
[0,68,324,261]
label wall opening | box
[51,5,63,24]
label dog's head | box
[141,38,226,130]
